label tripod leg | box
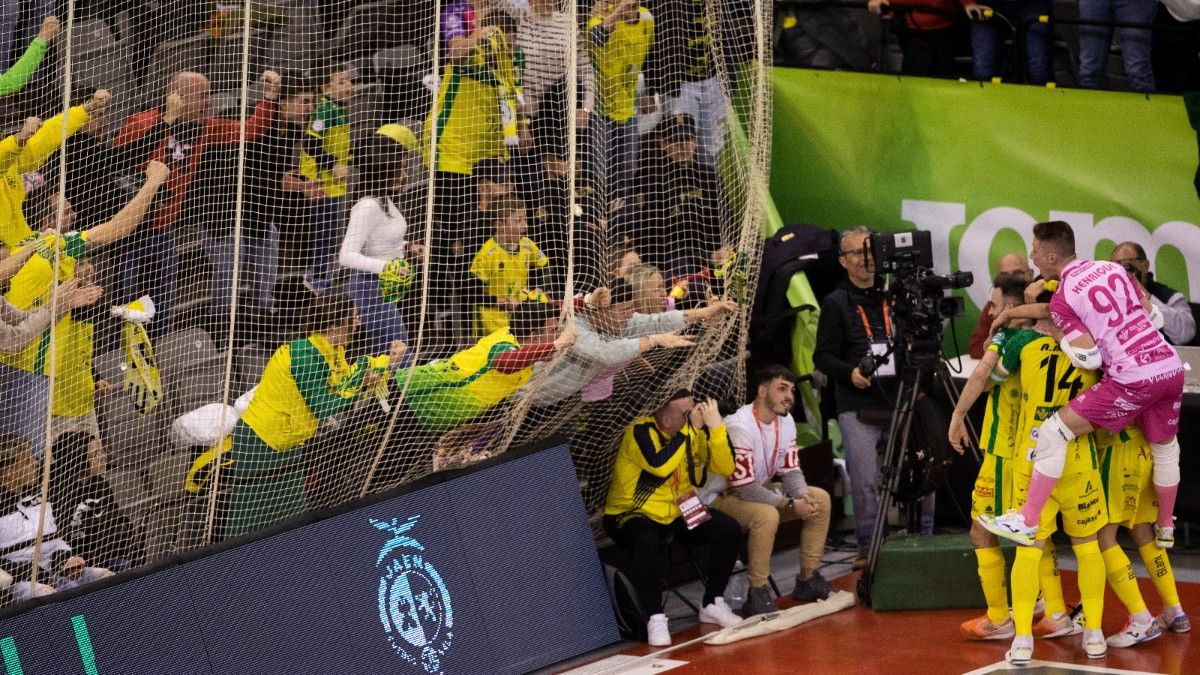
[858,378,921,605]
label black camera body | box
[868,230,973,365]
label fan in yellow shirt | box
[469,196,548,336]
[1,159,170,443]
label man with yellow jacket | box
[223,293,405,540]
[603,390,744,646]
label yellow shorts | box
[1013,466,1106,539]
[1102,442,1158,529]
[971,453,1014,520]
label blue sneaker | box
[1105,617,1161,648]
[1156,612,1191,633]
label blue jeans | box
[1078,0,1158,92]
[970,0,1054,84]
[118,227,177,339]
[348,270,410,363]
[309,197,344,280]
[595,116,638,203]
[203,229,237,316]
[838,411,936,548]
[245,224,279,310]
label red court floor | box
[576,572,1198,674]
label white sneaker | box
[646,613,671,646]
[1005,638,1033,665]
[1106,617,1162,648]
[1155,524,1175,549]
[978,510,1037,546]
[698,597,744,628]
[1083,629,1107,659]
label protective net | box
[0,0,769,605]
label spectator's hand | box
[363,368,383,389]
[473,25,502,46]
[84,89,111,117]
[793,493,820,518]
[261,69,281,101]
[162,91,185,124]
[281,171,304,193]
[303,181,326,200]
[144,160,171,185]
[59,282,103,309]
[388,340,407,368]
[95,379,113,397]
[851,367,871,389]
[575,108,590,130]
[701,397,723,428]
[60,555,86,579]
[406,241,425,258]
[554,324,578,350]
[948,412,969,454]
[586,286,611,310]
[989,308,1010,335]
[653,332,696,349]
[37,15,60,43]
[15,117,42,146]
[964,4,991,20]
[609,196,626,213]
[868,0,889,14]
[331,163,351,180]
[687,401,706,428]
[696,299,738,321]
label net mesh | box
[0,0,769,604]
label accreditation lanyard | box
[763,417,781,475]
[856,299,891,343]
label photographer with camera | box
[1110,242,1195,345]
[814,227,931,568]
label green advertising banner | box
[769,68,1200,348]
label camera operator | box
[1110,242,1195,345]
[814,228,902,568]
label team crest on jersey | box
[372,515,454,674]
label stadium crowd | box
[774,0,1199,93]
[0,0,755,607]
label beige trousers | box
[713,486,832,588]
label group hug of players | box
[946,221,1189,665]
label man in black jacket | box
[813,226,933,567]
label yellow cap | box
[376,123,419,153]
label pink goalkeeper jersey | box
[1050,259,1181,383]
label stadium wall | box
[0,443,617,674]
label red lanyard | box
[766,418,780,472]
[856,299,891,342]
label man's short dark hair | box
[1033,221,1075,258]
[303,292,357,334]
[993,271,1028,305]
[754,364,797,390]
[278,69,316,101]
[487,195,526,223]
[313,62,351,88]
[508,301,559,342]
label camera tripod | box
[856,354,982,606]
